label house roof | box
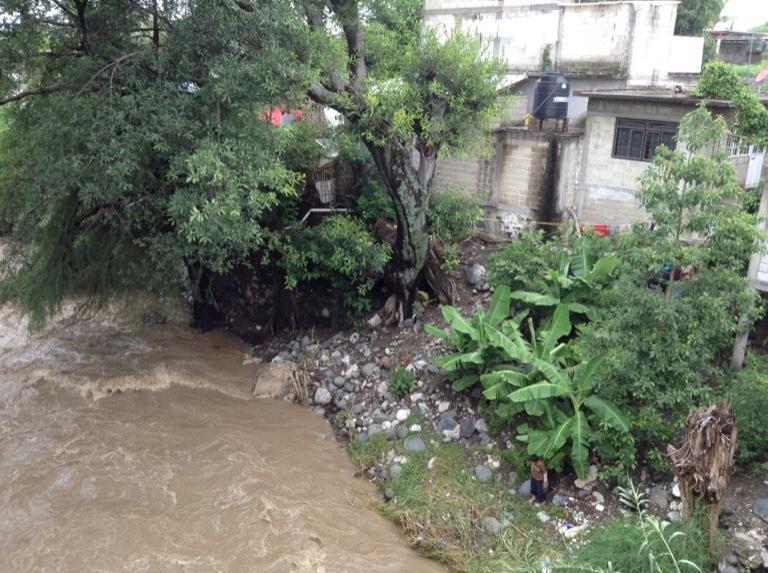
[572,88,742,108]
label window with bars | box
[612,118,678,161]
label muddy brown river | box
[0,306,444,572]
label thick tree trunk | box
[367,139,452,322]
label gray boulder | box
[465,263,487,286]
[475,465,493,482]
[518,479,532,497]
[753,498,768,522]
[483,517,502,535]
[459,418,475,439]
[314,386,332,406]
[552,493,569,507]
[404,436,427,452]
[649,485,668,510]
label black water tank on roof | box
[532,73,570,119]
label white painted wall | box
[668,36,705,74]
[423,1,703,84]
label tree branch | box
[330,0,367,92]
[0,84,82,106]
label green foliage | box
[725,352,768,469]
[480,312,630,479]
[429,284,629,478]
[637,107,743,245]
[355,180,396,223]
[674,0,724,36]
[0,0,320,323]
[388,364,416,399]
[281,215,391,306]
[509,234,618,326]
[695,62,768,145]
[426,285,516,392]
[488,229,559,291]
[427,190,482,241]
[352,28,505,154]
[440,242,461,274]
[571,108,764,469]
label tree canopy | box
[674,0,725,36]
[0,0,502,326]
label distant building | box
[424,0,704,126]
[706,30,768,65]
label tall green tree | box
[674,0,724,36]
[1,0,502,325]
[292,0,503,318]
[0,0,322,325]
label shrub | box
[695,61,768,145]
[355,180,396,223]
[573,270,752,469]
[388,364,415,398]
[281,215,391,311]
[488,228,558,291]
[427,189,482,241]
[726,352,768,470]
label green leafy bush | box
[488,229,558,291]
[695,62,768,145]
[388,364,415,398]
[281,215,391,308]
[509,235,618,327]
[355,180,396,223]
[427,190,482,241]
[726,352,768,469]
[429,286,629,478]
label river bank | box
[246,237,768,572]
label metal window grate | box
[612,118,679,162]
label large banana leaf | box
[424,324,455,345]
[540,303,572,357]
[480,369,526,400]
[526,430,552,456]
[486,324,528,362]
[544,418,573,458]
[441,306,479,341]
[584,396,629,432]
[589,254,619,285]
[452,373,480,392]
[573,356,604,393]
[570,410,593,479]
[529,356,569,387]
[510,291,559,306]
[485,285,511,327]
[524,399,545,416]
[508,381,569,402]
[435,350,483,372]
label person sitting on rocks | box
[528,455,548,504]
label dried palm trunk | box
[667,402,737,548]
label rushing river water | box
[0,305,444,572]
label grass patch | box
[348,433,390,469]
[350,434,563,571]
[569,514,713,573]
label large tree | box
[0,0,502,325]
[674,0,724,36]
[239,0,503,319]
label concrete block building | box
[428,0,767,235]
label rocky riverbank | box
[245,239,768,571]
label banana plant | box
[425,285,526,391]
[510,236,618,324]
[508,355,630,479]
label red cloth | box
[268,107,283,126]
